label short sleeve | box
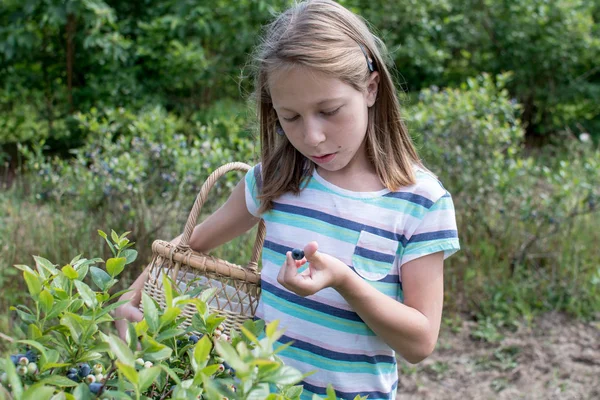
[244,163,263,217]
[400,192,460,266]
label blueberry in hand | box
[291,248,304,260]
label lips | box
[311,153,336,164]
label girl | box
[115,1,460,398]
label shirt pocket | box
[351,230,398,281]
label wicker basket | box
[141,162,265,335]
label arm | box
[335,252,444,363]
[115,178,259,338]
[277,242,444,364]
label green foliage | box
[0,230,311,399]
[16,105,258,259]
[408,73,600,324]
[346,0,600,138]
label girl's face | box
[269,66,379,179]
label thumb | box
[303,241,320,262]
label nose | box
[302,118,326,147]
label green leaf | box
[285,385,303,399]
[17,340,48,361]
[34,256,59,278]
[14,264,35,274]
[60,313,84,342]
[24,270,42,298]
[22,383,56,400]
[121,249,138,264]
[77,351,103,363]
[265,320,279,339]
[261,365,304,385]
[127,322,138,352]
[214,340,247,374]
[206,314,226,332]
[40,349,60,372]
[74,280,98,308]
[116,360,139,386]
[192,335,212,372]
[62,265,78,280]
[199,287,218,303]
[27,323,43,340]
[326,384,337,400]
[38,375,79,387]
[106,257,127,277]
[98,230,107,239]
[72,383,92,400]
[89,266,112,291]
[138,366,161,392]
[162,274,174,308]
[39,289,54,314]
[157,364,181,385]
[117,238,130,249]
[143,346,172,362]
[156,328,185,342]
[41,362,70,372]
[46,299,70,319]
[4,355,23,398]
[240,325,260,345]
[159,307,181,329]
[76,264,89,281]
[96,300,129,319]
[108,334,135,366]
[111,230,120,243]
[141,292,159,334]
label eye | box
[322,106,342,116]
[282,115,299,122]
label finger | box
[284,251,300,282]
[277,252,296,287]
[130,307,144,322]
[303,241,319,261]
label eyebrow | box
[277,97,345,112]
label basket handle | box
[178,162,266,272]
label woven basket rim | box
[151,239,261,284]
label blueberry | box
[189,334,199,344]
[291,248,304,260]
[89,382,103,394]
[10,354,20,365]
[67,372,79,382]
[223,361,235,375]
[78,363,91,378]
[25,350,37,363]
[10,354,25,366]
[68,368,78,375]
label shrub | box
[0,230,310,399]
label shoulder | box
[394,165,451,209]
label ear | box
[366,72,380,107]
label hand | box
[277,241,351,297]
[114,301,143,341]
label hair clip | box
[359,44,376,72]
[276,121,285,136]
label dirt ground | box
[396,312,600,400]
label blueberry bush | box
[410,73,600,325]
[0,230,337,400]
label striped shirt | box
[244,164,460,399]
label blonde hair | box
[253,0,422,213]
